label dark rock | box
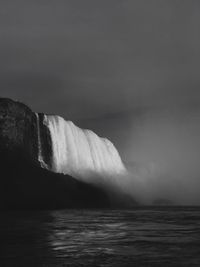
[0,98,37,162]
[37,113,52,168]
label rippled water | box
[0,207,200,266]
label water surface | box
[0,207,200,266]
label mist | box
[116,107,200,205]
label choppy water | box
[0,207,200,266]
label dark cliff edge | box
[0,98,136,210]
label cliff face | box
[0,98,136,209]
[0,98,52,167]
[0,98,110,209]
[0,98,37,160]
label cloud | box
[0,0,200,119]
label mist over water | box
[74,106,200,205]
[122,107,200,205]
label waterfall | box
[43,115,126,183]
[35,113,47,168]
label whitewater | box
[36,114,126,186]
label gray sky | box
[0,0,200,118]
[1,0,200,203]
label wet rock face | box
[36,113,53,168]
[0,98,52,166]
[0,98,37,161]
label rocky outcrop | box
[0,98,37,160]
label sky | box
[1,0,200,203]
[0,0,200,118]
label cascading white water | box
[35,113,48,168]
[43,115,126,183]
[35,113,43,163]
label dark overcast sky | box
[1,0,200,203]
[0,0,200,119]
